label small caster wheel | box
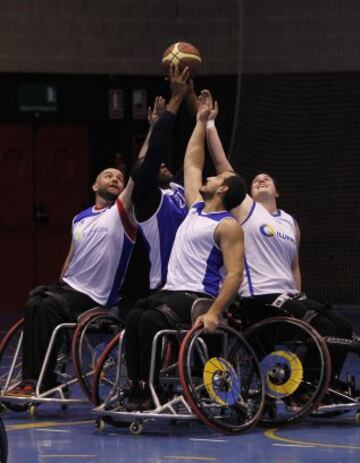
[129,421,143,436]
[28,404,36,417]
[355,413,360,425]
[96,418,105,430]
[0,403,7,414]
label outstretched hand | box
[169,64,191,98]
[147,96,166,128]
[196,90,213,123]
[200,89,218,121]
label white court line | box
[36,428,72,433]
[272,444,315,448]
[189,438,228,443]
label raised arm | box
[183,91,212,206]
[137,96,166,160]
[131,66,190,220]
[198,219,244,333]
[203,89,253,222]
[205,93,233,174]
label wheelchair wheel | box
[0,416,7,463]
[179,323,265,434]
[0,319,29,412]
[92,331,129,428]
[72,312,123,401]
[244,316,331,427]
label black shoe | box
[125,383,143,412]
[141,395,155,411]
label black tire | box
[72,312,123,401]
[0,319,29,412]
[179,323,265,435]
[0,417,7,463]
[92,331,128,428]
[244,316,331,427]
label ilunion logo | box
[260,223,276,237]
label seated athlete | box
[204,90,353,384]
[131,65,198,291]
[8,168,137,396]
[124,88,247,411]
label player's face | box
[200,171,234,197]
[251,173,278,200]
[157,163,174,188]
[93,168,124,201]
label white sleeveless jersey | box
[239,201,298,296]
[63,199,136,306]
[138,183,187,289]
[163,201,234,297]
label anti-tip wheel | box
[28,404,36,417]
[96,418,105,430]
[355,412,360,425]
[129,421,143,436]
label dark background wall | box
[0,1,359,307]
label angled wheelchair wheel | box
[179,323,265,434]
[0,319,29,412]
[244,316,331,427]
[0,416,7,463]
[72,312,123,401]
[92,331,129,428]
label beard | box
[97,187,119,202]
[199,185,213,201]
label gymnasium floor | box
[1,309,359,463]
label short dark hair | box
[221,174,247,211]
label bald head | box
[93,168,125,203]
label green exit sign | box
[18,84,58,113]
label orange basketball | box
[161,42,202,74]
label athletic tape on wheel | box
[203,357,241,406]
[260,350,303,398]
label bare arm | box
[198,219,244,333]
[59,242,74,280]
[184,91,212,206]
[291,221,302,291]
[203,89,253,223]
[137,96,166,160]
[119,176,136,225]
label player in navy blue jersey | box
[131,66,197,290]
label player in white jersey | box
[204,90,353,381]
[124,88,247,411]
[9,168,137,396]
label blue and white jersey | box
[138,182,187,289]
[163,201,234,297]
[63,199,136,306]
[239,201,298,297]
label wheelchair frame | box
[0,308,123,415]
[91,302,265,435]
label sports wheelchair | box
[91,299,265,435]
[243,312,360,427]
[0,306,122,415]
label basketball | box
[161,42,202,74]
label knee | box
[139,310,167,334]
[125,308,145,332]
